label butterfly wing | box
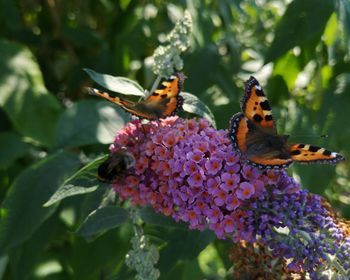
[289,144,345,164]
[86,87,140,113]
[241,76,276,133]
[87,73,185,120]
[135,72,185,119]
[229,112,293,169]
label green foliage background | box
[0,0,349,279]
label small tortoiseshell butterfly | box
[87,73,185,120]
[97,151,135,183]
[229,76,345,169]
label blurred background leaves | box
[0,0,349,279]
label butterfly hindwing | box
[87,73,185,120]
[241,76,275,131]
[229,112,249,155]
[247,156,293,169]
[289,144,345,164]
[229,112,293,169]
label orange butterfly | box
[86,73,185,120]
[229,76,345,169]
[97,151,135,183]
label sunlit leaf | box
[324,13,338,47]
[77,206,129,239]
[272,53,300,90]
[84,68,145,96]
[0,40,62,147]
[0,152,80,252]
[44,155,108,207]
[182,92,216,127]
[56,100,130,148]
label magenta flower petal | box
[236,182,255,200]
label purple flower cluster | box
[110,117,288,237]
[109,117,350,276]
[249,188,350,276]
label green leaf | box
[56,100,130,148]
[83,68,145,96]
[0,132,29,169]
[0,0,21,31]
[0,40,62,147]
[44,155,108,207]
[8,214,64,280]
[182,92,216,127]
[337,0,350,47]
[71,227,132,280]
[45,185,99,208]
[0,152,80,252]
[0,255,8,280]
[272,53,300,90]
[63,26,102,48]
[265,0,334,62]
[324,13,338,47]
[77,206,129,239]
[138,207,186,229]
[159,229,215,274]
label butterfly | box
[229,76,345,169]
[86,73,185,120]
[97,151,135,183]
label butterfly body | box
[87,73,185,120]
[229,76,345,169]
[98,151,135,183]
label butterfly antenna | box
[291,134,329,139]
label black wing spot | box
[260,100,271,111]
[309,146,319,152]
[161,94,167,99]
[323,150,331,156]
[253,114,263,123]
[253,107,257,111]
[298,144,305,148]
[152,93,159,96]
[157,84,167,90]
[290,150,301,155]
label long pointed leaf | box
[44,155,108,207]
[84,68,145,96]
[182,92,216,127]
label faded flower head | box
[126,232,160,280]
[152,10,192,77]
[110,117,350,277]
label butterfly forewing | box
[241,76,276,132]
